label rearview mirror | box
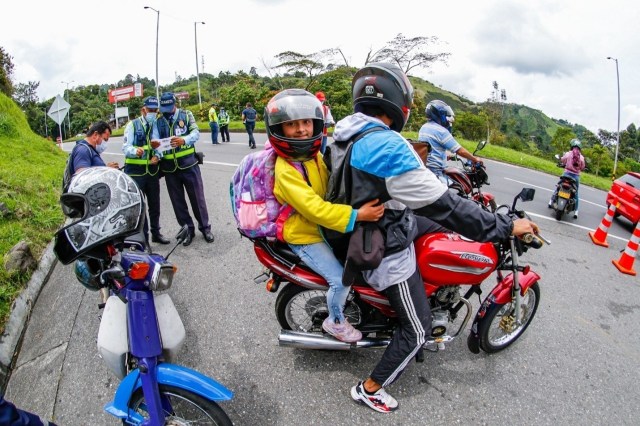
[518,188,535,202]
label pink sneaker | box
[322,318,362,342]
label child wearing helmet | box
[267,89,384,343]
[418,100,482,184]
[549,138,586,218]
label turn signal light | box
[266,278,280,293]
[128,262,150,279]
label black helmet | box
[352,62,414,132]
[74,258,103,291]
[265,89,324,161]
[425,100,454,131]
[54,167,144,265]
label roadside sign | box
[108,82,143,104]
[175,91,190,100]
[47,95,70,125]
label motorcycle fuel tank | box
[415,233,498,286]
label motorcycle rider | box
[267,89,384,343]
[418,100,482,184]
[548,138,586,218]
[330,62,538,413]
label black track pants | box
[370,269,431,387]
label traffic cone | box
[588,202,618,248]
[612,221,640,276]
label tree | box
[550,127,576,155]
[365,33,450,75]
[274,49,337,90]
[13,81,40,108]
[583,144,612,177]
[0,46,14,96]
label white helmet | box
[54,167,144,264]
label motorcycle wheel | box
[275,283,365,332]
[554,209,563,221]
[487,199,497,213]
[126,384,232,426]
[477,282,540,354]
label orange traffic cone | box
[589,202,618,248]
[612,221,640,276]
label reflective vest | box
[219,110,230,126]
[157,110,198,173]
[124,117,159,177]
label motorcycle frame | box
[101,251,233,425]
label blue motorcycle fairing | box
[104,363,234,420]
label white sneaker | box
[322,317,362,342]
[351,381,398,413]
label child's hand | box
[356,199,384,222]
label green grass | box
[0,93,67,332]
[403,131,612,192]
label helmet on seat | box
[569,138,582,150]
[74,258,103,291]
[352,62,414,132]
[54,167,144,265]
[265,89,324,161]
[425,100,454,131]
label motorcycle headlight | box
[149,261,176,291]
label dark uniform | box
[122,97,169,245]
[153,92,214,245]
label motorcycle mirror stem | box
[165,225,190,261]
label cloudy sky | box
[3,0,638,133]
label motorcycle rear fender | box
[466,270,540,354]
[556,197,568,211]
[104,363,234,420]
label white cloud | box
[2,0,639,134]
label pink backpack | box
[230,145,303,241]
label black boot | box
[151,233,170,244]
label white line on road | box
[505,177,605,209]
[527,211,628,242]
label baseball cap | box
[143,96,159,109]
[159,92,176,113]
[315,91,326,102]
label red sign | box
[108,83,144,104]
[175,91,190,100]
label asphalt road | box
[6,136,640,425]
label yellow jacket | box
[274,155,356,244]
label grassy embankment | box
[0,93,67,332]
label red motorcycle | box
[249,188,546,354]
[445,140,497,212]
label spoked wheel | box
[127,385,232,425]
[275,283,364,332]
[477,282,540,353]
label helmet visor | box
[60,193,88,219]
[266,90,324,126]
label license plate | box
[558,190,570,199]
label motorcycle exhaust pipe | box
[279,330,390,350]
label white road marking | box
[505,177,605,209]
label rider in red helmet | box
[315,91,335,154]
[266,88,384,343]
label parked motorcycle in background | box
[445,140,497,212]
[550,154,578,221]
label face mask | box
[146,112,157,123]
[96,140,107,154]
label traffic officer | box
[122,96,170,246]
[219,106,230,142]
[208,103,219,144]
[152,92,214,246]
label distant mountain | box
[409,76,572,150]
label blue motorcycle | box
[54,167,233,425]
